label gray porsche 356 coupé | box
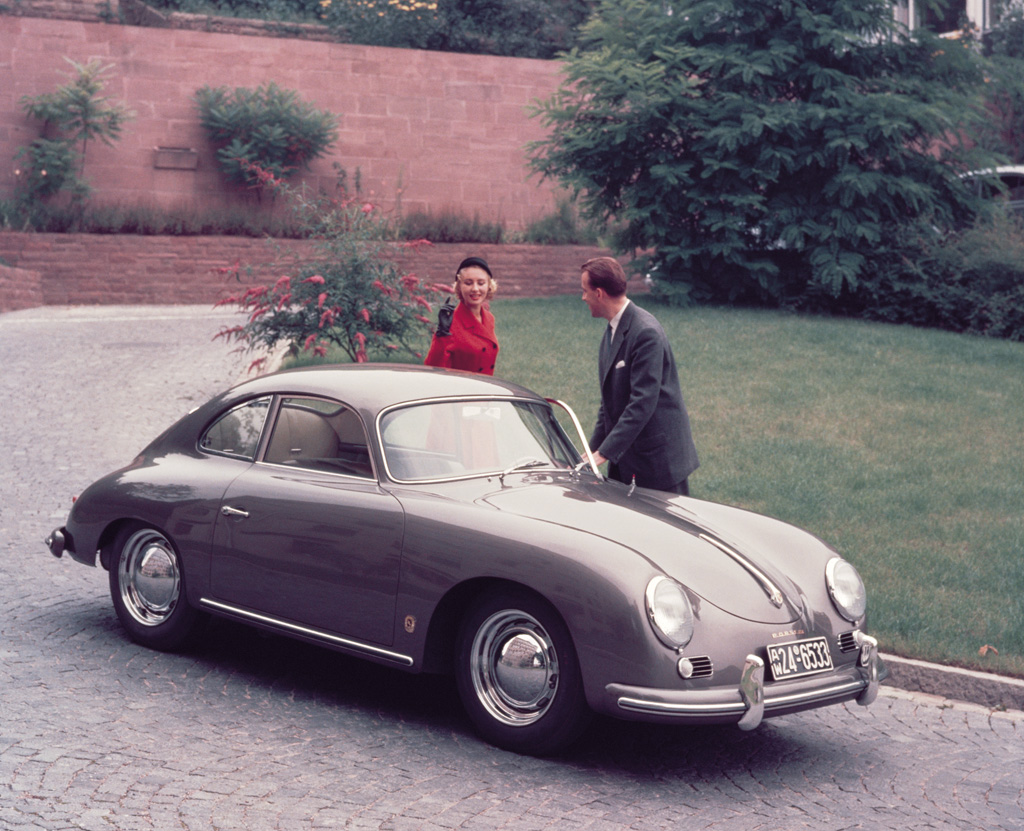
[47,364,881,754]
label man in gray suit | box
[581,257,699,495]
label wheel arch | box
[420,577,573,675]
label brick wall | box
[0,232,636,311]
[0,262,44,311]
[1,15,564,230]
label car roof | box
[225,363,545,413]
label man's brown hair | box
[581,257,627,297]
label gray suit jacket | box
[590,302,699,490]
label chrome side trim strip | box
[199,598,415,667]
[616,677,866,718]
[698,533,785,607]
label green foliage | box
[194,82,339,197]
[834,213,1024,341]
[319,0,594,59]
[529,0,1000,306]
[149,0,323,19]
[15,59,133,205]
[399,208,503,243]
[521,196,600,245]
[215,168,437,365]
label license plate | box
[766,636,834,681]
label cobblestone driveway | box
[1,306,1021,831]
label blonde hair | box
[454,264,498,302]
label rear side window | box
[200,397,271,460]
[263,397,374,478]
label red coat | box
[424,302,499,375]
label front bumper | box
[607,634,883,730]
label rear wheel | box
[108,523,200,651]
[455,588,590,755]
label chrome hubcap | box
[118,529,181,627]
[470,609,558,726]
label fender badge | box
[404,615,416,634]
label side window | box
[199,397,271,460]
[263,397,373,478]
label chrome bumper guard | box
[45,528,67,559]
[613,634,882,730]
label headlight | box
[826,558,867,622]
[645,576,694,648]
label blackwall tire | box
[455,588,591,755]
[108,522,200,652]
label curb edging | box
[880,652,1024,712]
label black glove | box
[437,296,456,337]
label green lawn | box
[297,294,1024,678]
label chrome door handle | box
[220,506,250,518]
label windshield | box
[379,398,581,482]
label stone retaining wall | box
[0,233,630,310]
[0,262,44,312]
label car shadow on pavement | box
[48,599,865,772]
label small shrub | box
[194,82,339,199]
[15,59,133,207]
[811,213,1024,341]
[522,198,600,245]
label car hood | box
[478,475,826,625]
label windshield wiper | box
[499,457,551,485]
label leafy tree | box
[15,59,133,205]
[529,0,1000,305]
[195,82,339,198]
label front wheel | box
[108,523,201,651]
[455,588,591,755]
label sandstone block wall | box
[1,15,563,229]
[0,262,44,311]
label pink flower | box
[355,332,367,347]
[414,314,430,324]
[248,304,270,323]
[414,295,432,310]
[303,335,318,351]
[247,357,267,375]
[359,308,370,323]
[317,292,328,309]
[273,275,291,292]
[303,274,326,285]
[361,203,374,214]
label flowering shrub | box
[214,167,443,369]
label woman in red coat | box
[425,256,500,375]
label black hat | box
[456,256,492,278]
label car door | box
[209,396,404,646]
